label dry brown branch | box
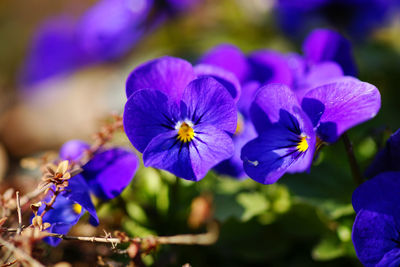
[16,192,22,235]
[0,237,44,267]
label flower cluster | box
[122,28,381,184]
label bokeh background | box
[1,0,400,266]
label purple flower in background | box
[21,0,153,86]
[60,140,139,200]
[123,56,237,181]
[242,78,380,184]
[275,0,393,39]
[352,172,400,266]
[39,175,99,246]
[365,129,400,178]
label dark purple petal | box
[166,0,200,11]
[59,140,90,162]
[198,44,249,83]
[181,77,237,134]
[352,172,400,215]
[352,209,400,267]
[194,64,241,101]
[123,89,180,152]
[236,81,261,118]
[366,129,400,178]
[302,28,357,76]
[302,79,380,143]
[19,16,83,86]
[125,56,196,99]
[77,0,152,60]
[214,118,257,178]
[189,124,234,180]
[247,50,293,86]
[241,121,315,184]
[143,131,196,180]
[82,148,139,200]
[61,175,99,226]
[250,84,301,134]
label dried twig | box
[16,192,22,235]
[0,237,45,267]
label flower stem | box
[342,133,363,185]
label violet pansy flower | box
[123,56,237,181]
[39,175,99,246]
[242,79,380,184]
[60,140,139,200]
[352,172,400,266]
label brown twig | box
[15,192,22,235]
[45,221,219,246]
[0,237,45,267]
[342,133,363,185]
[1,259,17,267]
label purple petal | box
[189,124,234,180]
[82,148,139,200]
[125,56,196,99]
[45,222,74,246]
[59,140,90,162]
[181,77,237,134]
[77,0,152,60]
[247,50,293,86]
[302,79,381,143]
[249,83,301,134]
[194,64,241,102]
[237,81,261,118]
[198,44,249,83]
[302,28,357,76]
[294,61,344,101]
[241,120,315,184]
[352,209,400,266]
[19,16,83,86]
[214,118,257,178]
[123,89,180,152]
[143,131,196,180]
[352,172,400,215]
[61,175,99,226]
[365,129,400,178]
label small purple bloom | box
[365,129,400,179]
[275,0,393,39]
[39,175,99,246]
[123,56,237,181]
[242,78,380,184]
[60,140,139,200]
[352,172,400,266]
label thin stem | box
[15,192,22,235]
[342,133,363,185]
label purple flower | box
[352,172,400,266]
[60,140,139,200]
[275,0,393,39]
[123,56,237,181]
[365,129,400,178]
[241,78,380,184]
[20,0,153,86]
[39,175,99,246]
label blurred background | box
[1,0,400,266]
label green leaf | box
[236,192,270,221]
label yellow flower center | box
[297,135,309,152]
[73,203,82,214]
[177,122,195,143]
